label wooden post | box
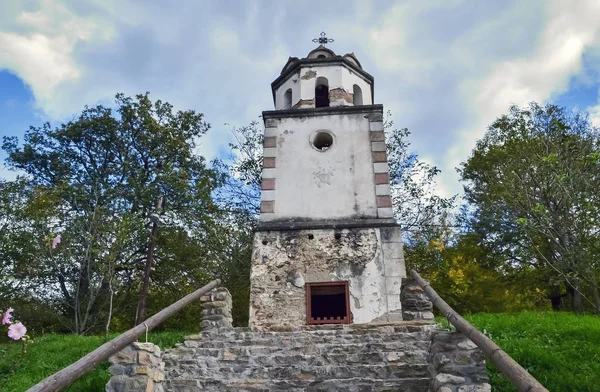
[26,279,221,392]
[410,270,549,392]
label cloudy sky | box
[2,0,600,197]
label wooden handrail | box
[410,270,548,392]
[26,279,221,392]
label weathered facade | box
[249,42,407,329]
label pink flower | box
[8,322,27,340]
[52,234,61,249]
[2,307,13,325]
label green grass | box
[0,331,191,392]
[464,312,600,392]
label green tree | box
[2,93,223,333]
[384,113,455,237]
[460,102,600,313]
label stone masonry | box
[428,332,491,392]
[249,225,405,329]
[106,342,165,392]
[200,287,233,331]
[163,323,439,392]
[401,278,435,322]
[107,285,490,392]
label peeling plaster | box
[248,227,405,329]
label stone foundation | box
[106,342,165,392]
[428,331,490,392]
[249,225,406,329]
[401,278,435,321]
[200,287,233,331]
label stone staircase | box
[106,284,490,392]
[161,322,438,392]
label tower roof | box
[272,45,374,104]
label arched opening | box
[283,88,292,109]
[317,54,326,59]
[353,85,363,106]
[315,77,329,108]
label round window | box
[312,132,334,151]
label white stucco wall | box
[274,64,373,109]
[267,112,378,221]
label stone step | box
[164,343,430,360]
[179,333,433,348]
[188,324,436,340]
[165,363,430,381]
[175,336,431,351]
[163,349,429,369]
[166,376,431,392]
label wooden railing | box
[26,279,221,392]
[410,270,549,392]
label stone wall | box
[249,225,406,329]
[428,331,490,392]
[200,287,233,331]
[106,342,165,392]
[401,278,434,322]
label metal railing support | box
[26,279,221,392]
[410,270,548,392]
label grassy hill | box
[0,331,190,392]
[465,312,600,392]
[1,312,599,391]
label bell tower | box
[249,34,406,329]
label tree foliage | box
[1,93,227,333]
[384,113,455,237]
[460,103,600,313]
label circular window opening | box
[313,132,334,151]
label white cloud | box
[444,0,600,198]
[0,0,115,118]
[345,0,600,198]
[3,0,600,192]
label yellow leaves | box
[429,238,446,252]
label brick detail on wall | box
[263,157,276,168]
[375,184,391,196]
[374,173,390,185]
[263,147,277,158]
[370,131,385,142]
[370,123,384,133]
[368,112,384,122]
[260,201,275,213]
[378,208,394,218]
[262,168,276,178]
[264,127,278,137]
[372,151,387,163]
[261,190,275,201]
[264,136,277,148]
[371,142,386,152]
[373,163,388,173]
[262,178,275,190]
[377,195,393,208]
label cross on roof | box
[312,32,334,46]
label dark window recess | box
[312,132,333,151]
[315,84,330,108]
[306,282,351,325]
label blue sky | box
[2,0,600,197]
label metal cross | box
[312,32,334,46]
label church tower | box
[249,34,406,329]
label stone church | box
[249,39,407,329]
